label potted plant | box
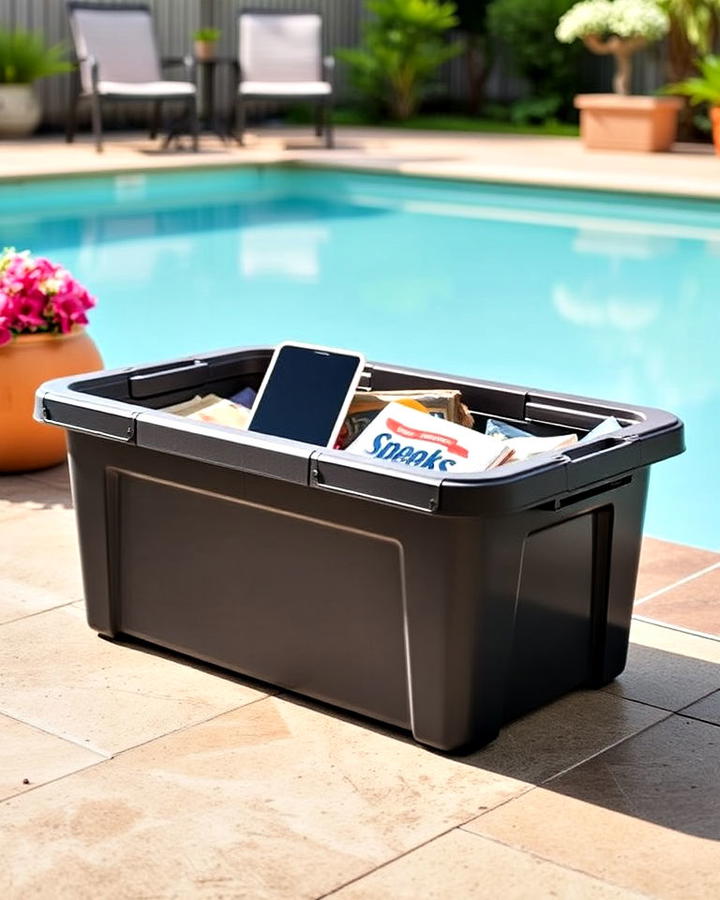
[193,27,221,63]
[665,54,720,152]
[0,248,102,471]
[556,0,683,150]
[0,28,72,137]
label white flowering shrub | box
[556,0,669,43]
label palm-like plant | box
[665,54,720,106]
[338,0,461,120]
[657,3,720,136]
[0,28,71,85]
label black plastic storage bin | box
[36,346,684,752]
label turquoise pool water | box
[1,167,718,549]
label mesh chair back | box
[68,2,162,93]
[239,13,322,83]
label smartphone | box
[247,342,366,447]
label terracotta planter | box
[0,329,103,472]
[574,94,683,152]
[711,106,720,155]
[193,40,216,62]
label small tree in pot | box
[556,0,669,94]
[555,0,682,150]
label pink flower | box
[0,313,11,347]
[0,248,96,339]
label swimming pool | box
[1,166,718,549]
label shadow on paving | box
[101,632,720,842]
[0,474,73,511]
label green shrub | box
[487,0,581,119]
[337,0,461,120]
[0,28,71,84]
[509,94,564,123]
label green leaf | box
[664,54,720,105]
[0,28,72,84]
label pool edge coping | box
[2,152,720,203]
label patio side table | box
[195,56,237,143]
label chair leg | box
[149,100,161,140]
[235,96,245,146]
[90,93,103,153]
[189,95,200,152]
[66,93,80,144]
[314,101,323,137]
[325,98,334,150]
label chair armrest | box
[323,55,335,86]
[77,54,99,91]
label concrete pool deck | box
[1,126,720,199]
[1,128,719,898]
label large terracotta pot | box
[0,328,103,472]
[711,106,720,155]
[574,94,683,152]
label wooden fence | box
[0,0,663,130]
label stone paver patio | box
[1,128,719,897]
[1,462,719,898]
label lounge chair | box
[65,1,199,153]
[236,10,334,149]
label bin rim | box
[34,344,685,514]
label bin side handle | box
[129,359,209,399]
[563,435,636,462]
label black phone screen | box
[248,346,362,446]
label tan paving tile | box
[604,620,720,710]
[466,715,720,900]
[0,696,528,900]
[681,690,720,726]
[635,538,720,601]
[331,828,646,899]
[0,500,82,624]
[636,567,720,637]
[463,691,667,784]
[0,713,103,802]
[0,605,267,755]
